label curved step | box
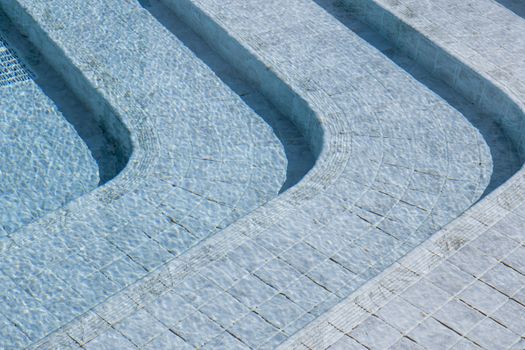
[29,0,523,349]
[138,0,314,193]
[284,0,525,348]
[0,10,127,236]
[495,0,525,18]
[313,0,521,197]
[0,0,287,346]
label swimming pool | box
[0,0,524,348]
[0,11,125,235]
[0,0,292,346]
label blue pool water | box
[0,25,99,234]
[0,0,522,348]
[138,0,315,192]
[315,0,521,196]
[0,0,290,346]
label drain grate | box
[0,35,34,87]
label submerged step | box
[3,0,522,348]
[0,11,123,235]
[0,0,287,347]
[139,0,314,192]
[314,0,521,196]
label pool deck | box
[0,0,524,349]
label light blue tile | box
[229,312,279,349]
[115,309,167,347]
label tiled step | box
[0,12,102,236]
[138,0,314,192]
[285,0,525,348]
[0,0,287,347]
[36,0,509,348]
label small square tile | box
[170,311,223,348]
[254,258,302,291]
[458,280,507,315]
[492,299,525,335]
[328,335,367,350]
[309,293,343,317]
[256,294,306,330]
[434,300,484,335]
[202,331,249,349]
[176,274,223,308]
[377,297,427,333]
[283,312,316,336]
[481,263,525,297]
[154,228,197,256]
[85,329,137,350]
[450,338,482,349]
[101,257,147,288]
[259,331,288,350]
[426,261,475,295]
[503,246,525,275]
[94,287,139,324]
[279,242,327,274]
[509,338,525,350]
[307,258,356,294]
[227,240,272,272]
[349,315,402,349]
[200,256,249,290]
[401,279,451,313]
[448,245,498,277]
[115,308,166,347]
[228,274,277,308]
[145,291,197,327]
[128,241,173,271]
[200,292,250,328]
[144,330,192,350]
[107,227,149,254]
[389,336,424,350]
[470,230,518,260]
[466,317,520,349]
[408,317,460,349]
[229,312,279,349]
[513,287,525,305]
[493,212,525,243]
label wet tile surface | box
[0,0,523,348]
[287,0,525,348]
[0,0,288,347]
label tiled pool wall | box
[157,0,326,161]
[0,0,523,348]
[156,0,524,195]
[342,0,525,162]
[138,0,315,192]
[0,0,132,180]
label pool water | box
[0,0,522,348]
[0,30,98,235]
[138,0,315,193]
[0,11,126,236]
